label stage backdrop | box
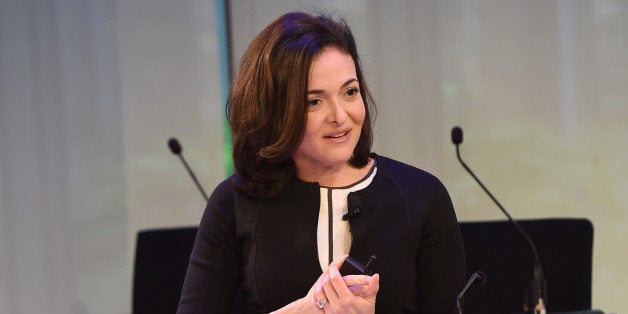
[0,1,626,313]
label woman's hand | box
[311,255,380,313]
[271,255,380,314]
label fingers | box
[347,284,369,297]
[363,273,380,299]
[316,256,380,311]
[342,275,371,297]
[318,256,345,300]
[342,274,371,287]
[324,261,375,299]
[312,272,328,311]
[321,262,341,303]
[328,261,354,299]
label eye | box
[345,87,360,97]
[307,98,322,111]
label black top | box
[177,154,465,313]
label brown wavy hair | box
[227,11,376,199]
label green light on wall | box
[216,0,233,176]
[222,118,234,175]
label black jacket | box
[178,155,465,313]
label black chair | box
[458,218,596,314]
[132,227,197,314]
[132,219,597,314]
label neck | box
[297,158,373,187]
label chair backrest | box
[132,219,594,314]
[458,218,594,314]
[132,227,197,314]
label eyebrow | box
[307,78,358,95]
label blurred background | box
[1,0,626,313]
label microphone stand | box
[453,128,546,313]
[456,271,486,314]
[168,137,209,202]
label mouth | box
[324,131,349,139]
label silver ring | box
[316,298,328,309]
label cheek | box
[303,112,324,136]
[299,117,321,149]
[353,103,366,125]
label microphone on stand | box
[456,271,487,314]
[451,126,547,313]
[168,137,209,202]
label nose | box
[326,99,347,125]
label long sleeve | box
[177,178,241,314]
[416,178,466,314]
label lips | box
[324,131,349,138]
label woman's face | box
[292,47,366,175]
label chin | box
[325,154,354,167]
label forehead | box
[308,48,357,84]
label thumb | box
[364,273,380,299]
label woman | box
[177,11,465,313]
